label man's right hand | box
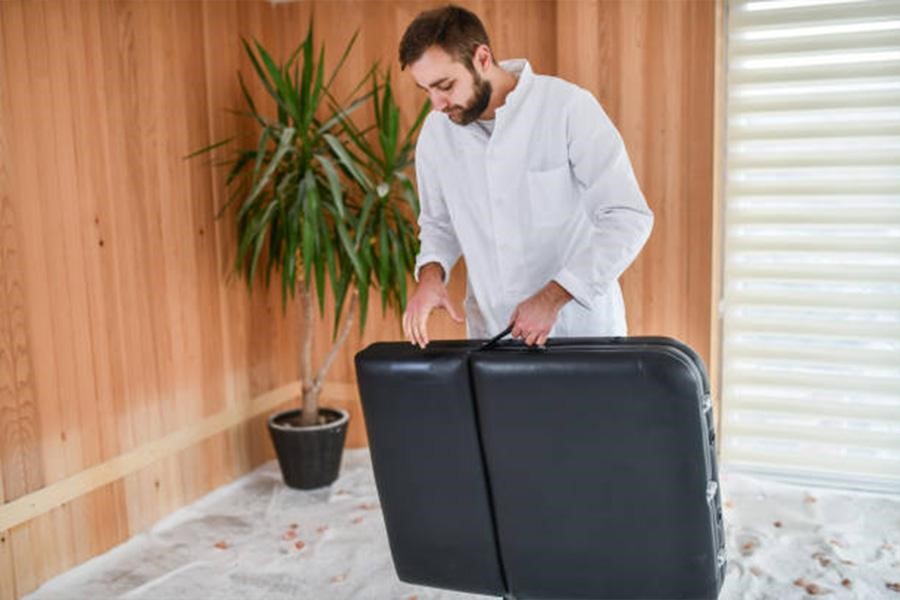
[402,263,464,348]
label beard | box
[446,73,493,126]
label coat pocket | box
[526,163,574,231]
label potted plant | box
[191,21,429,489]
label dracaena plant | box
[192,21,429,427]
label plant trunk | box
[300,289,317,426]
[298,289,358,427]
[300,385,321,427]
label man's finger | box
[413,313,428,348]
[419,313,430,348]
[537,332,549,347]
[406,310,418,346]
[525,330,540,346]
[407,311,417,346]
[411,314,422,348]
[402,310,411,343]
[443,298,464,323]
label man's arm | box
[508,90,651,345]
[403,123,464,347]
[552,88,654,308]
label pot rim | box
[267,407,349,432]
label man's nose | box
[430,91,449,110]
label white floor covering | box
[24,449,900,600]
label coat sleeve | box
[553,89,653,308]
[413,127,463,284]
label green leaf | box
[237,71,267,128]
[253,39,301,125]
[357,274,369,334]
[314,154,345,218]
[326,29,359,90]
[378,212,390,307]
[332,269,351,338]
[238,200,278,255]
[266,209,283,289]
[353,190,377,250]
[251,127,271,191]
[313,230,326,316]
[241,37,279,103]
[285,38,304,70]
[245,200,279,285]
[239,127,294,220]
[317,88,372,139]
[399,177,420,215]
[388,225,408,311]
[282,209,298,305]
[334,105,380,166]
[225,149,256,186]
[342,61,378,106]
[380,76,398,162]
[310,42,327,125]
[371,74,382,130]
[323,132,371,190]
[217,179,250,219]
[335,220,365,283]
[299,173,314,284]
[183,136,234,160]
[299,20,315,126]
[319,213,338,308]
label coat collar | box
[496,58,533,113]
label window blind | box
[720,0,900,493]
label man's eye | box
[438,83,453,92]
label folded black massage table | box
[355,336,726,599]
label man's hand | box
[402,263,464,348]
[509,281,573,346]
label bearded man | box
[400,5,653,348]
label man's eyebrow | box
[417,77,452,91]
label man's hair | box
[398,5,491,71]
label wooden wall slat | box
[0,527,14,600]
[0,0,48,510]
[685,0,717,368]
[0,1,717,596]
[0,4,42,597]
[557,0,715,360]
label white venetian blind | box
[720,0,900,493]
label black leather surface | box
[355,341,507,595]
[472,342,720,599]
[355,337,725,599]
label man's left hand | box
[509,281,573,346]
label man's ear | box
[473,44,493,74]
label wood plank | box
[8,525,36,596]
[0,527,14,600]
[0,0,46,506]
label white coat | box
[413,59,653,339]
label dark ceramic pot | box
[267,407,349,489]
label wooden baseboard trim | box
[0,381,358,531]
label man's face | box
[409,46,492,126]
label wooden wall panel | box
[0,1,304,595]
[557,0,717,361]
[0,1,717,596]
